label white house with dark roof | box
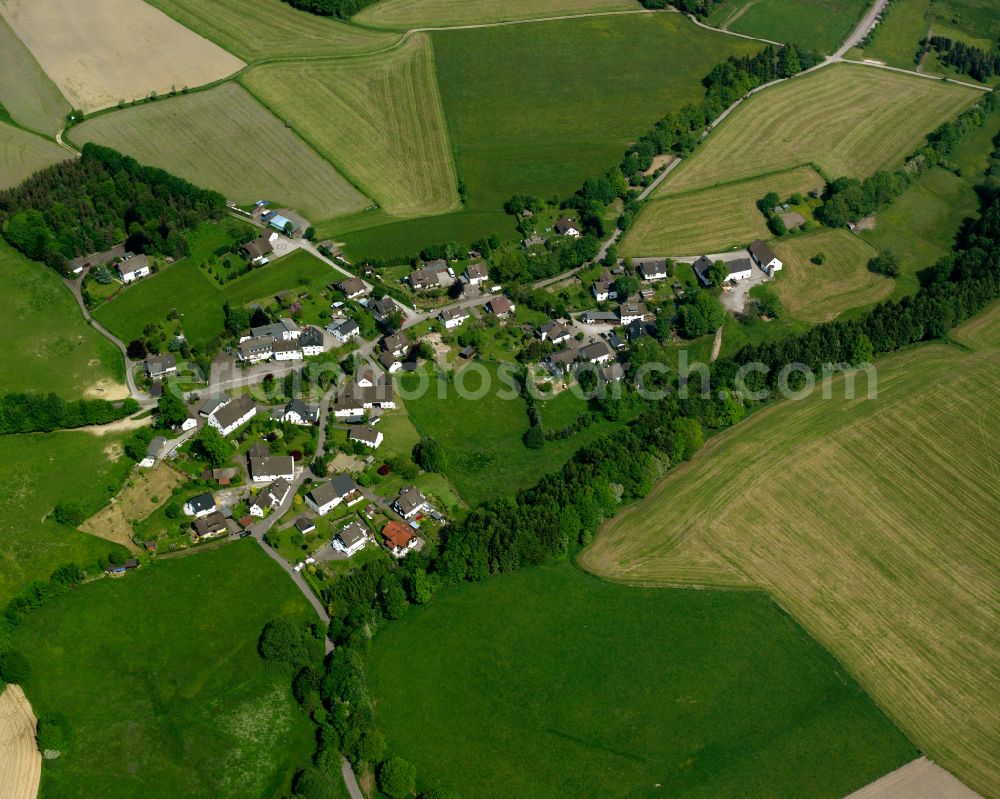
[139,436,166,468]
[337,277,368,300]
[463,262,489,285]
[144,354,177,379]
[333,520,368,556]
[237,336,273,363]
[393,486,429,519]
[333,372,396,419]
[748,240,782,275]
[580,340,614,365]
[439,307,470,329]
[539,321,572,344]
[250,478,292,517]
[116,253,150,283]
[183,492,217,518]
[638,259,669,282]
[349,426,383,450]
[281,399,319,426]
[299,326,325,356]
[306,474,363,515]
[727,257,754,282]
[329,318,360,343]
[371,297,397,322]
[618,302,649,326]
[273,339,303,361]
[249,451,295,483]
[486,296,515,318]
[382,332,409,357]
[379,350,403,373]
[208,394,256,437]
[409,263,450,291]
[193,511,227,539]
[554,218,581,238]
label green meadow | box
[368,562,917,799]
[709,0,869,53]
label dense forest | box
[0,393,139,435]
[0,144,226,274]
[281,0,378,18]
[921,36,1000,82]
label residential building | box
[539,321,572,344]
[626,319,653,341]
[382,332,409,357]
[144,354,176,378]
[208,394,257,437]
[749,240,783,275]
[393,486,428,519]
[599,362,626,383]
[306,474,363,515]
[337,277,368,300]
[638,259,669,281]
[329,318,360,343]
[333,520,368,556]
[409,263,450,291]
[241,234,275,265]
[464,261,489,285]
[249,478,291,517]
[139,436,166,468]
[371,297,397,322]
[299,326,325,356]
[440,307,470,329]
[593,274,617,302]
[580,340,614,365]
[193,511,228,539]
[580,310,619,325]
[727,257,755,282]
[116,253,150,282]
[249,450,295,482]
[281,399,319,425]
[237,337,274,363]
[545,347,582,375]
[183,492,217,518]
[333,372,396,418]
[618,302,649,326]
[273,339,303,361]
[692,255,715,287]
[295,516,316,535]
[486,296,515,318]
[198,396,227,417]
[382,520,418,558]
[554,218,581,238]
[349,426,383,449]
[378,350,403,373]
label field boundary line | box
[651,162,821,199]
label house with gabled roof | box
[393,486,428,519]
[249,478,291,517]
[208,394,257,437]
[379,350,403,373]
[382,520,418,557]
[333,520,368,556]
[486,296,515,318]
[382,332,409,357]
[463,261,489,285]
[299,326,325,356]
[144,354,176,379]
[349,426,383,449]
[193,511,228,539]
[554,218,581,238]
[638,259,669,282]
[306,474,363,515]
[337,277,368,300]
[439,306,470,329]
[748,240,782,275]
[183,492,217,518]
[539,321,572,344]
[116,253,150,282]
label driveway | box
[721,265,770,315]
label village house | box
[333,371,396,419]
[198,396,227,417]
[247,318,300,342]
[378,350,403,373]
[299,326,325,356]
[545,346,582,375]
[726,257,755,282]
[241,233,277,265]
[486,296,515,319]
[306,474,363,515]
[333,520,368,556]
[626,319,654,341]
[139,436,166,468]
[409,262,451,291]
[554,218,581,238]
[337,277,368,300]
[692,256,715,287]
[183,492,217,518]
[280,399,319,426]
[208,394,257,437]
[593,272,618,302]
[371,296,397,322]
[749,240,783,276]
[463,261,489,285]
[580,310,619,325]
[192,511,228,539]
[295,516,316,535]
[248,446,295,482]
[382,520,418,558]
[618,302,649,326]
[638,259,669,282]
[393,486,429,519]
[116,253,151,283]
[440,306,470,329]
[539,321,573,344]
[144,354,177,379]
[382,332,409,357]
[329,318,360,343]
[237,336,274,363]
[249,478,292,517]
[273,339,303,361]
[349,425,383,450]
[580,340,615,365]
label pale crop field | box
[581,302,1000,797]
[73,83,369,222]
[0,122,68,190]
[145,0,397,61]
[666,64,980,192]
[0,686,41,799]
[356,0,641,29]
[620,165,824,256]
[771,229,892,322]
[0,14,69,135]
[243,35,460,219]
[0,0,244,112]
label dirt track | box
[0,685,41,799]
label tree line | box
[0,393,139,435]
[0,144,226,274]
[920,36,1000,83]
[280,0,378,18]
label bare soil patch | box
[84,377,130,401]
[0,685,41,799]
[846,758,984,799]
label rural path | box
[710,326,723,362]
[834,0,890,59]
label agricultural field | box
[94,244,335,351]
[0,122,68,190]
[582,303,1000,796]
[368,562,916,799]
[244,35,458,220]
[0,432,133,606]
[0,14,69,135]
[0,241,125,398]
[665,64,979,193]
[0,0,244,113]
[855,0,933,69]
[771,230,892,323]
[0,685,40,799]
[145,0,397,61]
[10,542,317,799]
[708,0,870,53]
[621,166,824,256]
[356,0,640,29]
[72,83,368,222]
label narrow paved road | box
[834,0,889,58]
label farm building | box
[749,240,783,275]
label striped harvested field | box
[620,165,824,256]
[73,83,368,222]
[0,685,40,799]
[581,302,1000,796]
[0,122,68,190]
[771,229,892,322]
[356,0,641,29]
[664,63,981,193]
[243,34,459,219]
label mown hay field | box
[0,122,68,190]
[73,83,368,221]
[708,0,870,53]
[620,166,824,256]
[146,0,397,61]
[244,35,459,219]
[0,685,40,799]
[356,0,640,29]
[369,562,916,799]
[664,64,980,193]
[0,14,69,135]
[771,229,892,322]
[581,302,1000,797]
[11,542,317,799]
[0,0,244,112]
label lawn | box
[582,302,1000,796]
[623,166,825,256]
[0,0,243,113]
[398,364,624,506]
[368,562,916,799]
[332,12,763,258]
[0,121,68,190]
[145,0,397,61]
[355,0,640,28]
[709,0,870,53]
[94,241,337,350]
[72,83,368,222]
[242,34,459,220]
[0,241,125,398]
[0,432,133,605]
[771,229,892,323]
[666,63,980,193]
[10,541,318,799]
[0,14,70,135]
